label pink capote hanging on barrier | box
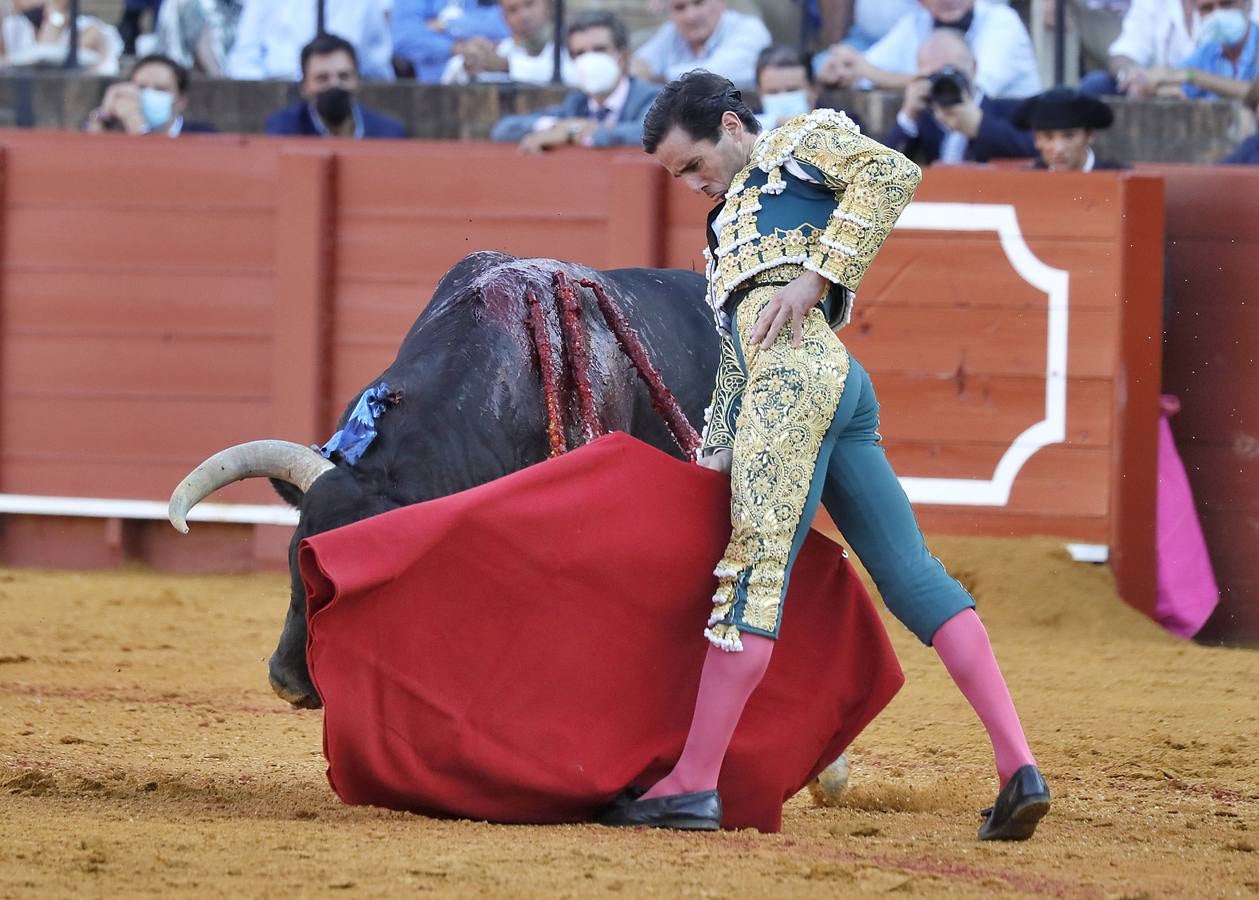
[1155,395,1219,638]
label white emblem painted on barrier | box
[890,202,1069,507]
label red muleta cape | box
[300,432,903,832]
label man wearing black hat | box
[1012,88,1126,172]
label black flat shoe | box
[596,789,721,831]
[978,765,1050,841]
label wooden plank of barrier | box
[273,149,336,446]
[1154,165,1259,643]
[0,147,6,495]
[607,153,665,269]
[1108,175,1164,618]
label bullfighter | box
[598,71,1050,840]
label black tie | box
[933,9,974,32]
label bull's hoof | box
[807,754,850,807]
[269,676,322,710]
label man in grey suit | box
[491,11,662,152]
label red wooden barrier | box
[1149,165,1259,644]
[0,133,1170,630]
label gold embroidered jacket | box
[699,109,921,453]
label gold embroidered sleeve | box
[791,124,922,293]
[701,331,746,453]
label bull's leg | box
[525,288,567,458]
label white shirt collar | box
[1082,147,1096,173]
[588,75,631,120]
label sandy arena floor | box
[1,535,1257,898]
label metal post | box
[317,0,327,35]
[551,0,565,84]
[64,0,81,69]
[1053,0,1067,87]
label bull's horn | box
[168,440,335,534]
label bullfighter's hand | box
[697,448,733,475]
[750,270,829,350]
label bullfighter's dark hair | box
[755,44,815,87]
[301,32,360,77]
[642,70,760,154]
[566,10,629,51]
[132,53,190,95]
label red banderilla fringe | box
[524,288,568,458]
[553,271,604,444]
[578,278,702,459]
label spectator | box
[884,28,1035,165]
[817,0,1042,99]
[1079,0,1198,95]
[117,0,161,56]
[491,11,660,151]
[1221,130,1259,159]
[265,33,406,139]
[817,0,919,51]
[753,44,866,132]
[631,0,771,88]
[1012,87,1126,170]
[1,0,124,75]
[1145,0,1259,98]
[84,53,217,136]
[153,0,244,77]
[1222,82,1259,160]
[227,0,393,81]
[442,0,574,84]
[392,0,511,83]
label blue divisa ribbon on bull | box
[314,382,399,465]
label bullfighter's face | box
[652,111,757,202]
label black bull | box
[170,252,719,708]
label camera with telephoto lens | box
[927,65,971,108]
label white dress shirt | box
[227,0,394,81]
[633,10,771,88]
[865,0,1041,98]
[853,0,919,42]
[1107,0,1197,67]
[442,37,576,85]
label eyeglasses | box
[1197,0,1239,14]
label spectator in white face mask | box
[753,44,866,133]
[84,53,218,136]
[1143,0,1259,98]
[490,11,662,152]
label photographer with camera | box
[884,28,1035,166]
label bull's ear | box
[270,478,305,508]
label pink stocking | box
[641,634,775,799]
[932,608,1036,785]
